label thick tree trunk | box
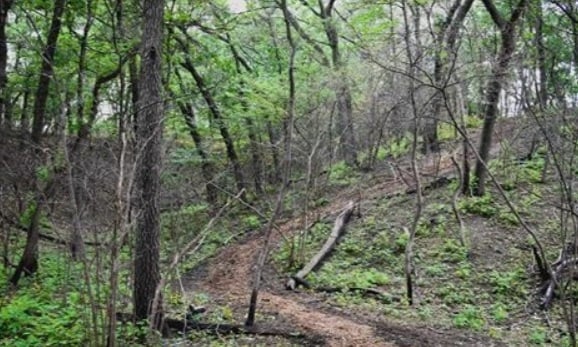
[473,0,528,196]
[133,0,164,330]
[30,0,67,143]
[0,0,12,129]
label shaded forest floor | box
[2,118,570,346]
[176,120,554,346]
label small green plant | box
[459,194,497,217]
[313,267,390,289]
[438,122,457,141]
[417,306,433,321]
[491,303,508,323]
[312,197,330,207]
[341,238,365,256]
[520,156,545,183]
[36,165,51,182]
[453,305,485,331]
[394,231,409,254]
[528,327,548,345]
[425,263,445,277]
[488,269,527,297]
[389,136,410,158]
[497,209,520,226]
[242,214,261,229]
[436,239,468,263]
[375,146,388,161]
[166,290,183,307]
[465,115,483,128]
[454,263,472,279]
[437,284,475,305]
[328,161,354,185]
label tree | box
[177,40,247,200]
[291,0,358,166]
[10,0,68,285]
[318,0,357,166]
[246,0,297,326]
[473,0,529,196]
[30,0,67,143]
[425,0,475,154]
[133,0,164,330]
[0,0,13,129]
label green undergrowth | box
[1,198,265,347]
[0,254,149,346]
[162,202,265,272]
[272,151,569,345]
[0,257,87,346]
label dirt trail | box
[187,126,513,346]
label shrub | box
[453,305,485,331]
[459,194,497,217]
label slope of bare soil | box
[182,123,516,346]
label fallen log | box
[116,312,305,338]
[541,258,578,308]
[286,201,356,290]
[314,286,400,303]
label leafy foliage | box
[0,258,85,346]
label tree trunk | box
[181,58,246,199]
[245,117,264,195]
[129,55,139,136]
[266,120,281,183]
[0,0,12,129]
[535,2,547,109]
[10,163,59,284]
[133,0,164,331]
[246,0,296,326]
[178,101,218,205]
[473,0,528,196]
[319,1,357,166]
[74,0,93,133]
[30,0,67,143]
[11,0,67,284]
[427,0,475,154]
[228,42,264,196]
[10,191,45,284]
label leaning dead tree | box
[286,201,356,290]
